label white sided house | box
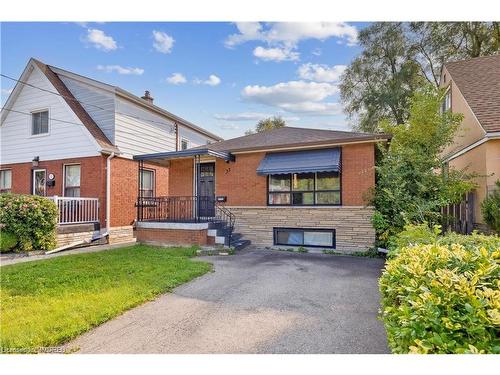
[0,58,222,246]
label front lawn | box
[0,245,212,351]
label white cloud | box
[85,28,117,51]
[297,63,347,82]
[97,65,144,75]
[214,112,299,122]
[166,73,187,85]
[1,88,13,95]
[219,124,240,130]
[225,22,358,48]
[241,80,341,116]
[312,48,322,56]
[253,46,299,62]
[152,30,174,54]
[194,74,221,86]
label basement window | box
[273,227,336,248]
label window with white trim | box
[64,165,81,197]
[0,170,12,193]
[140,169,155,197]
[441,89,451,113]
[31,110,49,135]
[181,138,189,150]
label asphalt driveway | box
[69,249,388,354]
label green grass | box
[0,245,212,351]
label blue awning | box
[256,148,341,175]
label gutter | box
[443,132,500,162]
[105,152,115,235]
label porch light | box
[32,156,39,167]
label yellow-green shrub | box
[379,242,500,353]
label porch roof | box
[133,148,234,162]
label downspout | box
[106,152,116,235]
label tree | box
[371,86,476,246]
[341,22,500,132]
[340,23,424,133]
[245,116,286,135]
[481,180,500,233]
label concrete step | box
[231,239,251,251]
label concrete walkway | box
[69,249,388,354]
[0,241,137,267]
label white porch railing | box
[49,196,99,225]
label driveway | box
[69,249,388,353]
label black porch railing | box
[136,196,235,244]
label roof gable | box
[445,55,500,133]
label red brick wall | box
[136,227,208,245]
[0,156,107,224]
[110,157,169,227]
[168,158,193,196]
[215,152,267,206]
[341,143,375,206]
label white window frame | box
[180,138,190,150]
[63,163,81,197]
[29,108,51,138]
[140,168,155,198]
[441,88,451,114]
[32,168,47,196]
[0,169,12,193]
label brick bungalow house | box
[0,58,221,245]
[439,55,500,232]
[134,127,390,252]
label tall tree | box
[245,116,286,135]
[341,22,500,132]
[371,87,476,245]
[340,23,423,133]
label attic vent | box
[141,90,154,104]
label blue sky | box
[1,22,367,138]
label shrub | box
[379,234,500,353]
[388,222,440,255]
[0,194,58,251]
[481,180,500,233]
[0,230,18,253]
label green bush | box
[388,223,440,255]
[0,194,58,251]
[0,230,18,253]
[481,180,500,233]
[379,232,500,353]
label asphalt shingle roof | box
[445,55,500,133]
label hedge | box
[379,229,500,353]
[0,230,18,253]
[0,194,58,251]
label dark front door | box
[198,162,215,217]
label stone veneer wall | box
[228,206,375,252]
[56,230,95,247]
[108,226,136,245]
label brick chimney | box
[141,90,154,104]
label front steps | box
[205,220,251,252]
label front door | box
[198,162,215,217]
[32,169,46,196]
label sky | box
[1,22,368,139]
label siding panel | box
[0,66,100,164]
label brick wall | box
[168,158,194,196]
[1,156,107,225]
[214,143,375,206]
[228,206,375,252]
[216,152,267,206]
[110,156,169,227]
[136,227,208,246]
[341,143,375,206]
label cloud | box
[297,63,347,82]
[1,88,13,95]
[225,22,358,48]
[241,80,341,116]
[214,112,299,122]
[152,30,174,54]
[85,28,117,51]
[193,74,221,86]
[253,46,299,62]
[312,48,322,56]
[219,124,240,130]
[97,65,144,75]
[166,73,187,85]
